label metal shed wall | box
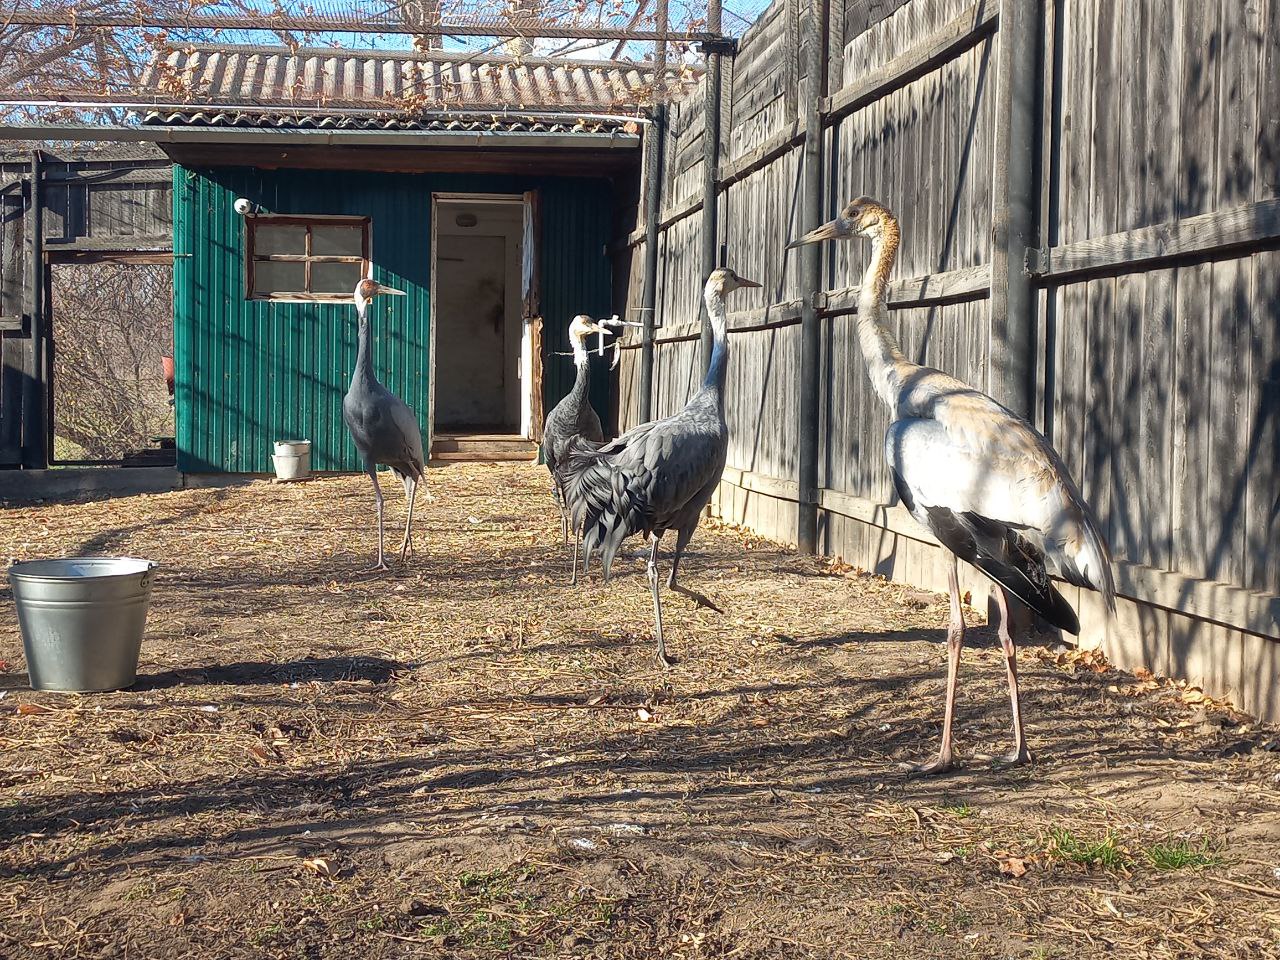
[173,167,614,473]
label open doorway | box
[48,258,175,466]
[431,195,531,439]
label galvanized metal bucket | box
[8,557,158,692]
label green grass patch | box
[1045,828,1127,870]
[941,802,974,819]
[1145,838,1221,870]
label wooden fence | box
[0,145,173,468]
[611,0,1280,721]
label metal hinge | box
[699,36,739,55]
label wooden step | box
[432,434,537,456]
[430,450,537,463]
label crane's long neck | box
[857,218,910,411]
[568,331,592,401]
[353,301,377,388]
[702,285,729,399]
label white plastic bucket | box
[272,439,311,480]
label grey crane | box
[541,314,620,584]
[790,198,1114,772]
[342,278,425,572]
[559,267,760,667]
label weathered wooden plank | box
[1175,0,1218,219]
[43,234,173,253]
[1143,0,1181,228]
[1032,198,1280,280]
[822,1,998,121]
[1115,0,1146,232]
[1245,248,1280,593]
[1260,0,1280,201]
[716,122,801,189]
[1218,0,1262,212]
[823,263,990,313]
[1206,254,1249,585]
[1138,267,1175,570]
[1109,271,1142,562]
[1060,0,1095,245]
[1171,261,1212,578]
[1089,0,1119,239]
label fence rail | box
[611,0,1280,722]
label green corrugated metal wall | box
[173,168,614,473]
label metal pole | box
[989,0,1041,416]
[22,148,45,469]
[796,0,826,553]
[698,0,723,373]
[640,102,665,424]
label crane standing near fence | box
[559,267,760,667]
[343,278,425,573]
[542,314,620,584]
[790,198,1115,773]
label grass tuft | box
[1145,838,1221,870]
[1046,828,1127,870]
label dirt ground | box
[1,463,1278,960]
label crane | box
[541,314,619,584]
[559,267,760,667]
[342,278,425,572]
[789,198,1114,773]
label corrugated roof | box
[140,45,679,127]
[141,110,637,135]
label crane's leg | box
[397,474,417,562]
[362,464,389,573]
[994,585,1032,766]
[646,532,674,669]
[905,555,964,775]
[666,523,722,613]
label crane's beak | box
[374,283,407,297]
[734,276,761,288]
[786,218,850,249]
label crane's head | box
[705,266,761,297]
[353,278,406,312]
[568,314,615,345]
[787,196,895,248]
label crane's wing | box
[886,413,1114,635]
[560,410,723,576]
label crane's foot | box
[899,752,955,776]
[669,583,723,613]
[989,745,1032,768]
[654,647,678,669]
[360,560,391,574]
[398,542,412,561]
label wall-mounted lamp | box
[454,211,478,228]
[233,198,262,216]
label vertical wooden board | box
[1138,268,1175,571]
[1083,279,1116,534]
[1206,255,1249,586]
[1060,0,1097,243]
[1245,249,1280,593]
[1171,261,1212,578]
[1176,0,1220,218]
[1055,280,1087,485]
[1143,0,1182,226]
[1089,0,1120,238]
[1108,272,1142,562]
[1259,0,1280,200]
[1115,0,1147,231]
[1217,0,1262,211]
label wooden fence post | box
[22,149,46,469]
[796,0,828,553]
[988,0,1042,415]
[699,0,724,373]
[639,103,665,424]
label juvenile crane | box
[560,267,760,667]
[541,314,618,584]
[790,199,1114,772]
[343,278,425,572]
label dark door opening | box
[432,197,526,435]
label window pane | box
[311,225,364,257]
[311,260,364,295]
[254,224,307,255]
[252,260,305,295]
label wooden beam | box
[821,1,999,123]
[0,315,22,332]
[726,298,804,331]
[42,167,172,185]
[44,235,172,255]
[721,465,800,501]
[45,250,174,265]
[1030,198,1280,281]
[823,263,991,314]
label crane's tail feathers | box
[927,507,1082,636]
[560,438,649,574]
